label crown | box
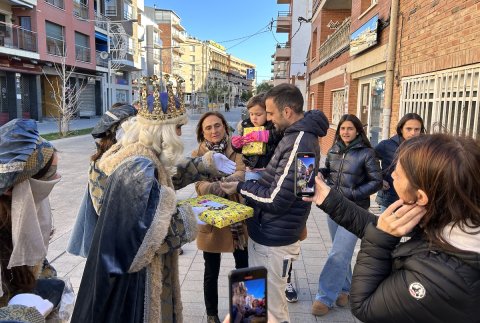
[137,74,186,122]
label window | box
[123,2,132,20]
[190,55,195,62]
[360,0,377,15]
[45,21,64,56]
[332,89,346,126]
[105,0,117,16]
[190,45,195,52]
[75,32,90,62]
[401,65,480,138]
[73,0,89,19]
[45,0,65,10]
[311,28,317,60]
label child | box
[231,94,299,303]
[232,93,282,181]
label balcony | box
[276,11,292,33]
[318,18,350,65]
[320,0,352,10]
[0,22,37,53]
[276,0,291,4]
[172,18,185,32]
[45,0,64,9]
[46,36,65,56]
[74,1,89,20]
[96,50,108,67]
[274,42,291,61]
[172,46,185,55]
[172,30,186,43]
[75,44,91,62]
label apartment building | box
[272,0,312,107]
[307,0,390,153]
[153,9,185,75]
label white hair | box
[119,115,188,176]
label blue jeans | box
[316,216,358,307]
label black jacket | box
[320,190,480,323]
[320,138,382,209]
[234,119,283,169]
[374,135,402,207]
[237,110,328,246]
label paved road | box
[46,107,363,323]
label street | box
[46,107,362,323]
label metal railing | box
[276,42,291,49]
[96,50,108,67]
[46,36,65,56]
[74,1,89,20]
[278,11,291,17]
[0,21,37,52]
[93,12,108,30]
[318,18,351,65]
[75,44,91,62]
[45,0,64,9]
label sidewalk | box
[45,108,366,323]
[37,117,101,135]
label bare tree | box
[42,50,87,137]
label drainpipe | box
[383,0,400,139]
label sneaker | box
[39,258,57,279]
[336,293,349,307]
[206,315,221,323]
[285,282,298,303]
[311,300,329,316]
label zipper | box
[335,152,346,190]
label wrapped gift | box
[242,126,266,156]
[178,194,253,228]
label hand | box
[382,180,390,190]
[244,130,269,143]
[209,181,226,197]
[191,206,208,225]
[220,181,239,195]
[213,153,236,175]
[302,174,331,205]
[376,200,426,237]
[231,135,246,149]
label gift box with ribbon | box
[242,126,266,156]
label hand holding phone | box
[229,266,268,323]
[295,152,317,197]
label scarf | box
[230,221,247,250]
[204,136,228,154]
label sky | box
[144,0,289,83]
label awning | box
[9,0,34,8]
[95,31,108,42]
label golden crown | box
[137,74,186,121]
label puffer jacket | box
[236,110,329,246]
[234,119,283,169]
[321,137,382,209]
[374,135,402,207]
[319,189,480,323]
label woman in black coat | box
[306,134,480,323]
[312,114,382,317]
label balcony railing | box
[94,12,108,31]
[75,44,91,62]
[45,0,64,9]
[0,22,37,52]
[74,2,89,20]
[318,18,351,65]
[96,50,108,67]
[46,36,65,56]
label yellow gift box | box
[242,126,266,156]
[178,194,254,228]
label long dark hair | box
[196,111,230,143]
[334,114,372,148]
[1,195,36,303]
[397,134,480,250]
[91,133,116,162]
[396,113,426,137]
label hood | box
[391,134,403,146]
[285,110,329,138]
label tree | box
[241,90,253,102]
[42,50,87,137]
[256,82,273,94]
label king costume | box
[71,75,212,323]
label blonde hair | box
[119,115,188,175]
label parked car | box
[238,102,246,107]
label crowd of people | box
[0,80,479,323]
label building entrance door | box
[358,75,385,146]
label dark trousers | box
[203,249,248,316]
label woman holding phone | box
[312,114,382,317]
[305,134,480,322]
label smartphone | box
[295,152,317,197]
[229,266,268,323]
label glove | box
[244,130,269,143]
[232,135,246,149]
[209,181,226,197]
[212,153,236,175]
[191,206,208,225]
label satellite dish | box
[99,51,109,60]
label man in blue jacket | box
[221,83,328,323]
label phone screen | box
[295,153,316,197]
[229,267,267,323]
